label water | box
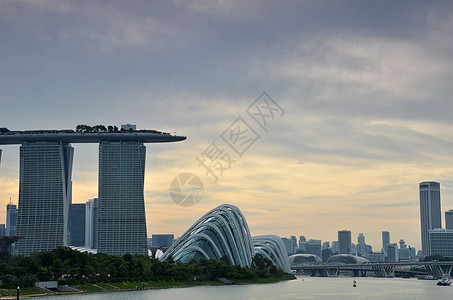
[38,276,452,299]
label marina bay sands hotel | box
[0,125,186,256]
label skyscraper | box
[382,231,390,254]
[85,198,98,249]
[15,142,73,256]
[338,230,351,254]
[419,181,442,256]
[97,141,147,255]
[305,239,322,257]
[445,209,453,230]
[68,203,86,247]
[357,233,366,256]
[386,243,399,262]
[6,200,17,236]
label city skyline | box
[2,1,453,251]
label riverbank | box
[0,275,296,297]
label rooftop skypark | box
[0,124,186,145]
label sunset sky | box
[1,0,453,251]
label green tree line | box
[0,247,284,288]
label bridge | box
[293,261,453,278]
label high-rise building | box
[382,231,390,254]
[298,236,306,251]
[68,203,86,247]
[15,142,73,256]
[322,241,330,250]
[151,234,174,247]
[386,243,399,262]
[331,241,339,253]
[97,141,147,255]
[281,238,293,255]
[0,224,5,236]
[338,230,351,254]
[305,239,322,257]
[290,236,297,252]
[445,209,453,230]
[6,200,17,236]
[85,198,98,249]
[419,181,442,256]
[357,233,366,256]
[428,229,453,258]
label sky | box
[1,0,453,252]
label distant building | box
[305,239,322,257]
[365,244,373,254]
[382,231,390,254]
[85,198,98,249]
[445,209,453,230]
[386,243,399,262]
[322,241,330,250]
[0,224,5,236]
[290,236,297,252]
[365,252,385,263]
[151,234,174,247]
[428,229,453,258]
[331,241,339,253]
[68,204,86,247]
[298,236,306,251]
[6,200,17,236]
[282,238,293,255]
[357,233,366,256]
[338,230,351,254]
[419,181,442,256]
[15,142,74,256]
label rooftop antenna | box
[8,197,13,205]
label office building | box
[0,224,5,236]
[97,141,148,255]
[298,236,306,251]
[282,238,293,255]
[338,230,351,254]
[386,243,399,262]
[15,142,73,256]
[305,239,322,257]
[85,198,98,249]
[445,209,453,230]
[151,234,174,247]
[290,236,297,252]
[357,233,366,256]
[428,229,453,258]
[419,181,442,256]
[6,200,17,236]
[68,203,86,247]
[322,241,330,250]
[382,231,390,254]
[331,241,339,253]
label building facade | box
[85,198,98,249]
[338,230,351,254]
[151,234,174,247]
[419,181,442,256]
[68,203,86,247]
[382,231,390,254]
[445,209,453,230]
[6,201,17,236]
[305,239,322,257]
[428,229,453,258]
[97,141,147,255]
[15,142,73,256]
[386,243,399,262]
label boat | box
[353,279,357,287]
[437,276,452,286]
